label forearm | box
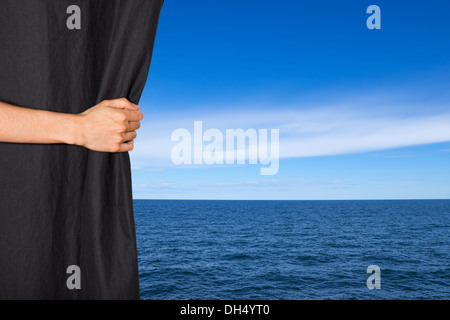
[0,98,142,153]
[0,101,79,145]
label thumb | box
[109,98,140,110]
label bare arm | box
[0,98,143,153]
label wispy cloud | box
[131,95,450,168]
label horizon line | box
[132,198,450,201]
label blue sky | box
[130,0,450,200]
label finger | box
[122,109,143,122]
[123,103,139,111]
[118,140,134,152]
[127,121,141,131]
[108,98,139,110]
[122,131,137,142]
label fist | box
[76,98,143,153]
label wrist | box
[64,113,85,147]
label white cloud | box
[130,100,450,168]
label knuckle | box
[116,124,127,133]
[110,144,121,153]
[112,111,126,122]
[118,97,131,107]
[115,135,124,143]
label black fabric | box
[0,0,163,299]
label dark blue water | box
[134,200,449,300]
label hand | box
[75,98,143,153]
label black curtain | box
[0,0,164,299]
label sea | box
[134,200,449,300]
